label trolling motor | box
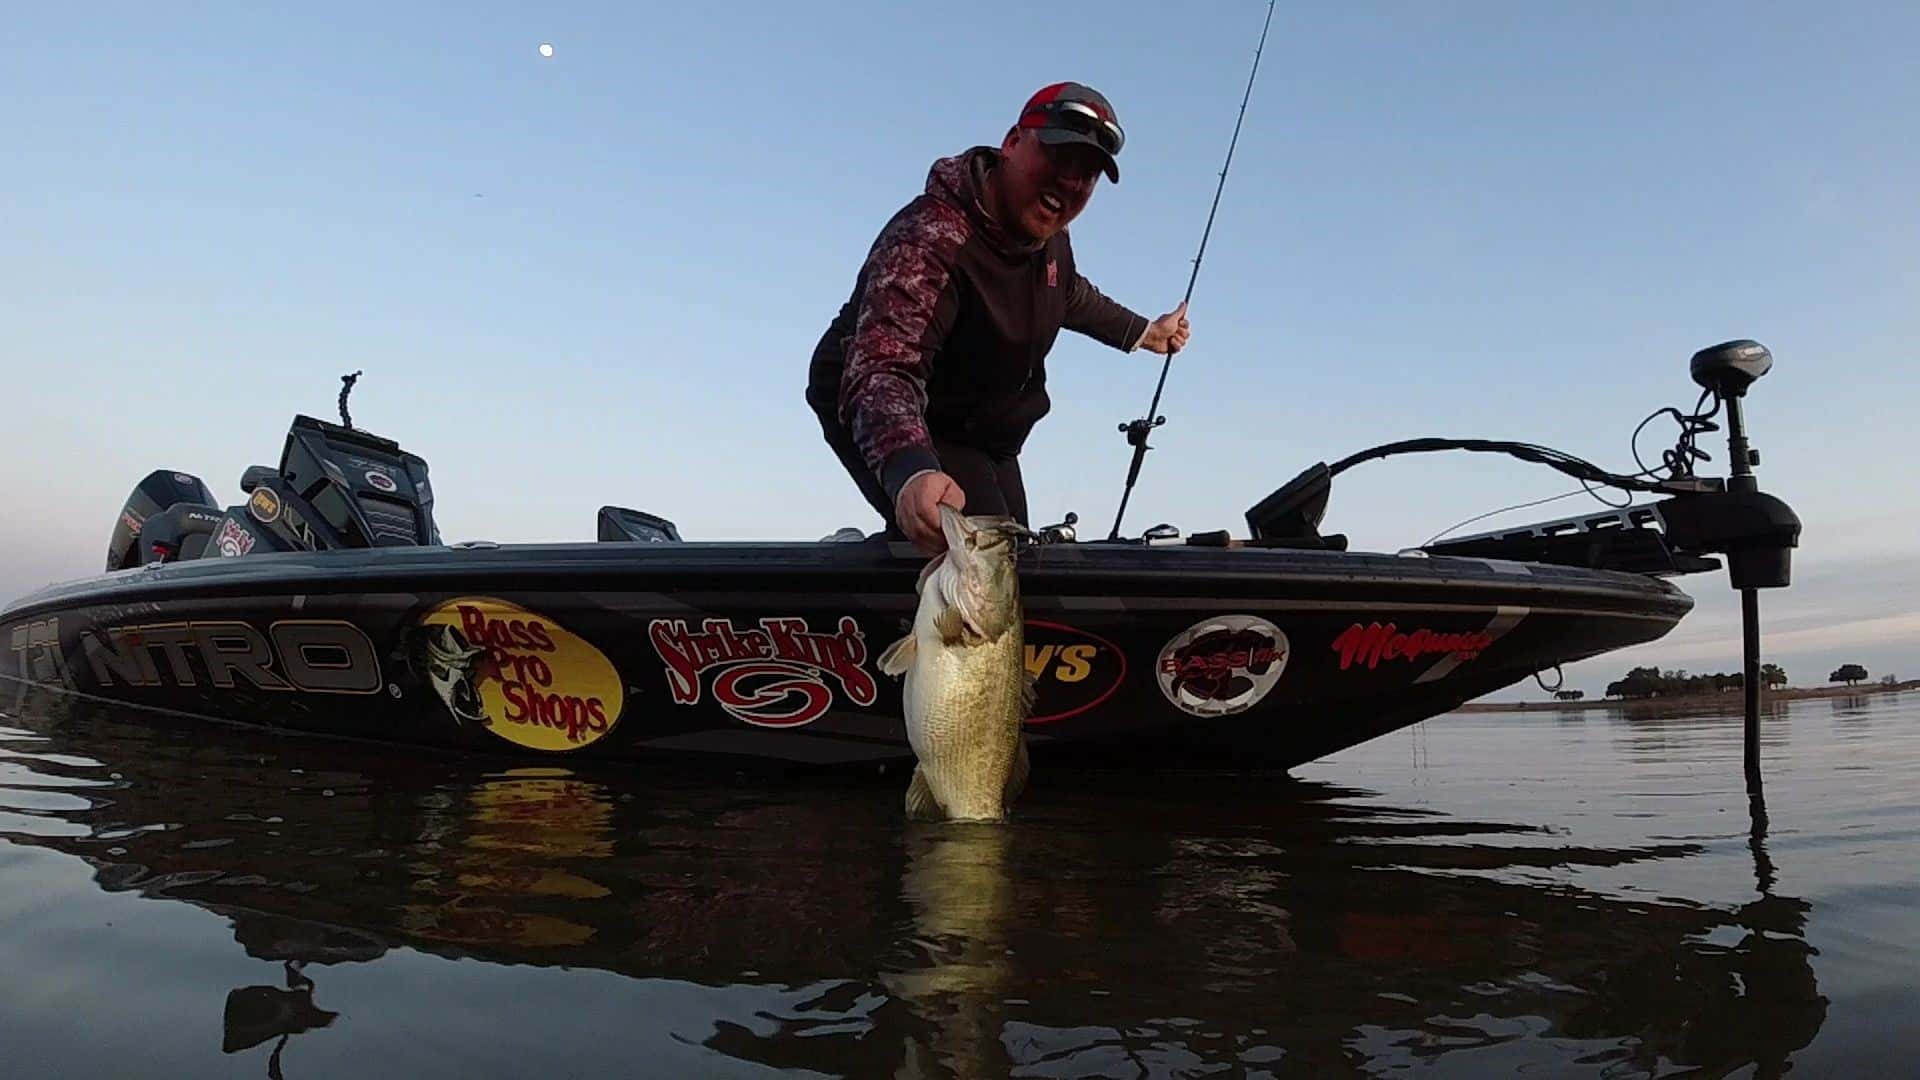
[1244,339,1800,782]
[1674,340,1797,786]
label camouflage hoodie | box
[807,147,1149,506]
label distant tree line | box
[1600,662,1902,697]
[1604,664,1788,699]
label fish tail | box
[905,765,944,821]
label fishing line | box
[1108,0,1277,541]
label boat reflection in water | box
[0,688,1825,1076]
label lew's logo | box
[415,598,624,751]
[649,617,875,728]
[1332,623,1495,671]
[1024,621,1126,725]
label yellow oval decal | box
[417,597,624,751]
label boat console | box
[106,414,442,569]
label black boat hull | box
[2,540,1691,771]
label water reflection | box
[1830,693,1872,717]
[223,961,337,1080]
[0,685,1833,1076]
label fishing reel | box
[1032,512,1080,546]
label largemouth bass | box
[877,505,1032,822]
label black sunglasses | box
[1023,100,1125,157]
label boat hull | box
[2,540,1692,771]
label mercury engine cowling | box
[106,470,223,570]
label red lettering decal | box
[526,621,555,651]
[1332,622,1495,671]
[650,620,703,703]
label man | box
[807,82,1192,554]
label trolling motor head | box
[1691,339,1772,399]
[1662,338,1798,588]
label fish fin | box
[935,558,992,644]
[1021,667,1038,715]
[932,603,967,644]
[914,552,946,596]
[877,633,916,677]
[905,765,944,821]
[1003,735,1031,805]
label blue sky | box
[3,3,1915,695]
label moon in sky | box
[538,42,554,58]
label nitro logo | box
[649,617,876,728]
[7,619,74,694]
[1155,616,1290,718]
[1332,623,1495,671]
[76,620,381,693]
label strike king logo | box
[1024,621,1126,725]
[214,517,256,558]
[414,598,624,752]
[1332,623,1495,672]
[648,617,876,728]
[1156,615,1290,718]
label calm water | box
[1,684,1914,1078]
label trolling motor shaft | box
[1679,339,1795,789]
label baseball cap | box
[1017,82,1124,182]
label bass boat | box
[2,342,1800,771]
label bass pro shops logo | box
[648,616,876,727]
[414,598,625,752]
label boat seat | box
[597,505,682,543]
[239,465,277,494]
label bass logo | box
[1156,615,1289,717]
[648,616,875,728]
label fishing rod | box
[1108,0,1277,541]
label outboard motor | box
[210,415,441,558]
[106,470,222,570]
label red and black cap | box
[1017,81,1124,182]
